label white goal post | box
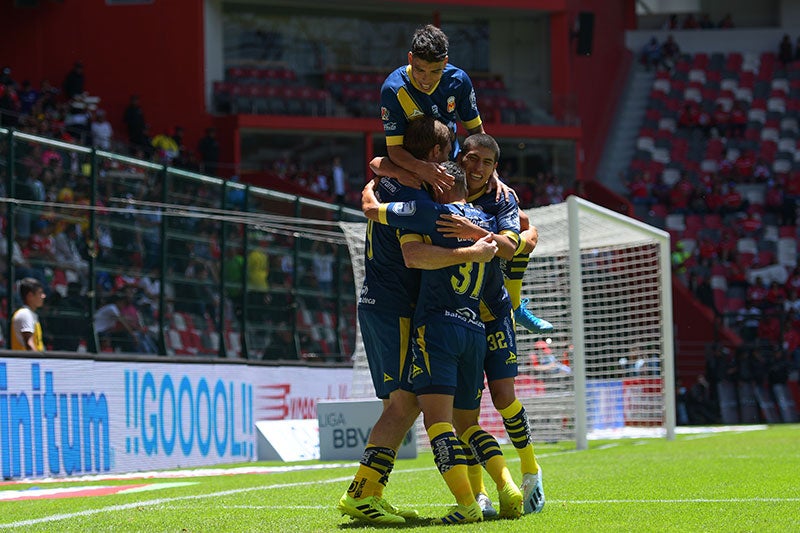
[340,195,675,450]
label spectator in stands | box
[728,101,747,138]
[62,61,85,100]
[93,292,139,352]
[736,299,762,342]
[662,14,678,30]
[779,34,794,66]
[49,281,89,351]
[660,35,681,71]
[640,37,662,70]
[18,80,38,115]
[0,66,14,88]
[53,223,88,285]
[686,374,716,424]
[682,14,699,30]
[246,237,270,321]
[718,13,734,28]
[264,324,298,360]
[90,109,113,150]
[332,156,346,204]
[698,14,714,29]
[767,346,791,388]
[747,276,769,307]
[198,127,220,176]
[311,241,335,293]
[123,94,147,147]
[0,82,20,127]
[787,265,800,294]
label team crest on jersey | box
[381,107,390,120]
[447,96,456,113]
[391,201,416,216]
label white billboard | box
[0,357,351,480]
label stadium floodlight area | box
[340,196,674,451]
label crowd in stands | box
[626,44,800,423]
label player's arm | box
[361,177,384,222]
[435,213,518,260]
[21,330,37,351]
[519,210,539,254]
[400,233,497,269]
[369,156,423,189]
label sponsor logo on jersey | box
[391,201,416,216]
[431,105,440,117]
[474,388,483,400]
[381,107,390,120]
[409,108,424,119]
[384,121,397,131]
[447,96,456,113]
[469,90,477,109]
[505,351,517,365]
[410,364,423,379]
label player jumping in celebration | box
[378,23,551,334]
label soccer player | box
[373,134,547,514]
[380,24,481,190]
[377,23,550,333]
[363,160,522,524]
[439,134,546,514]
[11,277,46,351]
[337,117,498,525]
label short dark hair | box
[19,277,43,302]
[441,160,467,196]
[462,133,500,163]
[403,116,453,160]
[411,24,449,62]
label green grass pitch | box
[1,424,798,532]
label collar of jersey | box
[405,65,441,95]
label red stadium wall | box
[0,0,211,150]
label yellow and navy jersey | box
[378,199,496,334]
[380,63,482,159]
[359,177,431,317]
[468,189,527,285]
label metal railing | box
[0,127,364,361]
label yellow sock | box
[504,251,532,309]
[499,400,540,475]
[504,278,523,309]
[428,422,473,506]
[347,444,397,499]
[461,425,513,490]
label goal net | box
[340,196,675,450]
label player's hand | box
[419,161,455,194]
[487,170,519,202]
[470,234,498,262]
[395,174,425,189]
[436,213,488,240]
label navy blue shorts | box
[410,321,486,410]
[483,311,518,382]
[359,308,414,399]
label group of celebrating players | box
[337,24,552,525]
